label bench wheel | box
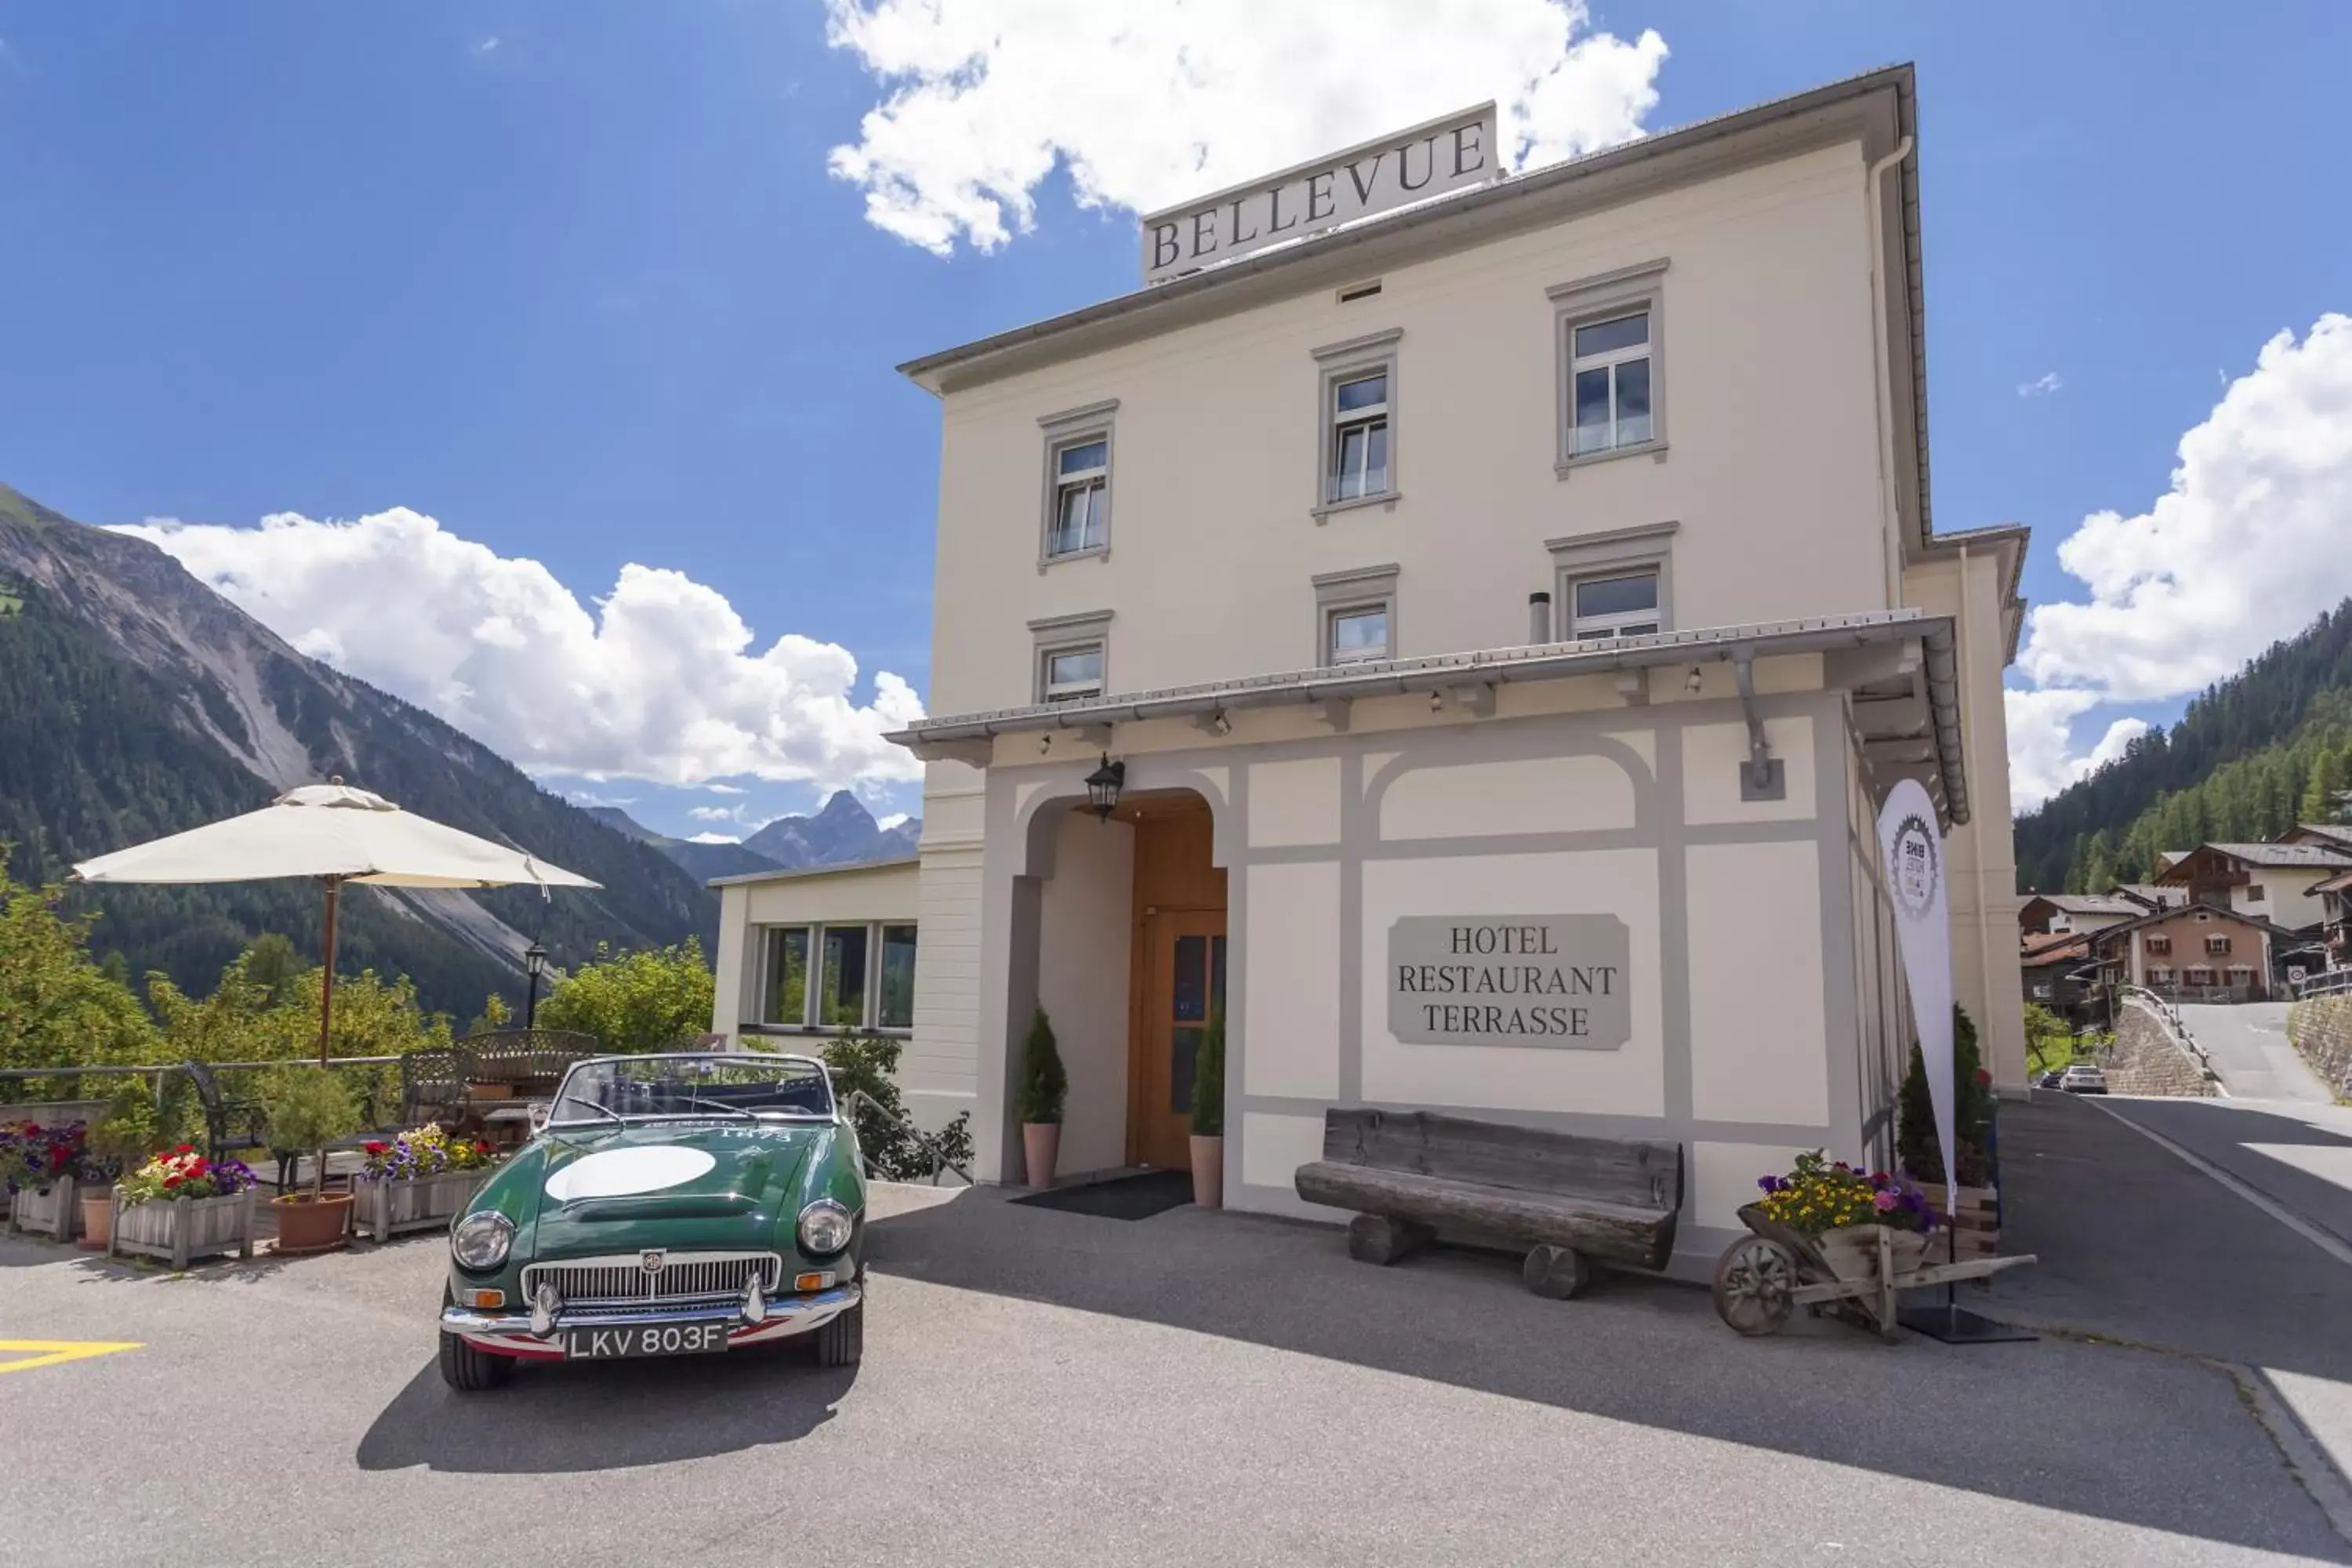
[1712,1236,1798,1336]
[1523,1243,1591,1300]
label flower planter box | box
[111,1189,256,1269]
[352,1169,491,1244]
[1914,1181,2000,1261]
[9,1178,82,1241]
[1813,1222,1929,1284]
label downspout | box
[1959,543,1998,1078]
[1864,134,1914,612]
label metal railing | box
[2115,986,2220,1083]
[2292,968,2352,1000]
[0,1056,403,1113]
[844,1088,971,1188]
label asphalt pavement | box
[5,1158,2351,1566]
[2178,1003,2335,1102]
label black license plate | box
[564,1321,731,1359]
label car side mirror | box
[528,1103,550,1134]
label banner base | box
[1898,1303,2036,1344]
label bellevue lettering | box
[1142,105,1494,284]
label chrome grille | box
[521,1251,782,1306]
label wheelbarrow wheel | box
[1712,1235,1800,1336]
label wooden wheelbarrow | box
[1710,1203,2035,1341]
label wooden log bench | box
[1294,1108,1684,1298]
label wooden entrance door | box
[1134,909,1226,1171]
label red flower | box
[364,1142,388,1156]
[173,1144,194,1156]
[473,1142,489,1156]
[163,1174,182,1189]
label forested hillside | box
[2015,601,2352,893]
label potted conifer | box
[260,1065,362,1252]
[1019,1007,1066,1189]
[1189,1008,1225,1209]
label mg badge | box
[640,1249,666,1276]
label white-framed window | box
[1550,258,1668,474]
[1568,311,1653,457]
[2185,966,2216,986]
[1327,371,1390,504]
[1548,521,1674,645]
[1311,328,1400,517]
[1566,569,1662,641]
[2149,965,2175,985]
[2146,935,2172,956]
[1036,400,1117,567]
[1041,643,1104,702]
[1047,436,1109,558]
[757,920,918,1034]
[1327,604,1391,665]
[2227,965,2256,985]
[1030,610,1112,706]
[2205,934,2232,956]
[1311,563,1399,669]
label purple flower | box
[1757,1175,1781,1193]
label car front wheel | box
[439,1290,517,1392]
[814,1299,863,1367]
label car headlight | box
[797,1199,854,1256]
[451,1210,515,1272]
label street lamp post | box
[524,941,547,1029]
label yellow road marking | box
[0,1338,143,1374]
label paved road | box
[2178,1003,2335,1102]
[5,1172,2350,1566]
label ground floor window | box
[2184,966,2216,986]
[758,920,916,1034]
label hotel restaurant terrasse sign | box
[1388,916,1631,1051]
[1140,103,1499,285]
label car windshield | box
[549,1054,834,1126]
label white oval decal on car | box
[543,1145,717,1202]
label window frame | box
[1546,521,1676,644]
[1312,563,1399,668]
[2205,934,2232,956]
[2145,935,2172,956]
[1036,400,1119,569]
[2149,965,2175,985]
[1310,328,1402,521]
[752,919,917,1037]
[1550,258,1668,476]
[1030,609,1113,706]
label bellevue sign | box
[1141,103,1498,286]
[1387,915,1631,1050]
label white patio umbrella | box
[74,779,599,1065]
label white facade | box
[810,66,2026,1276]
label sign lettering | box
[1142,103,1497,285]
[1387,915,1631,1051]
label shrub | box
[1018,1007,1066,1126]
[83,1083,158,1185]
[535,938,714,1053]
[1897,1004,1994,1188]
[258,1065,362,1198]
[1190,1008,1225,1138]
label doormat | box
[1011,1170,1194,1221]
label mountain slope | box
[743,790,920,869]
[0,483,717,1015]
[584,806,786,882]
[2015,599,2352,892]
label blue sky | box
[2,2,2348,837]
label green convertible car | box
[437,1051,866,1391]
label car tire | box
[815,1299,863,1368]
[439,1290,517,1392]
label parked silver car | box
[2059,1064,2109,1095]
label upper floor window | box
[2146,935,2172,956]
[1328,372,1390,504]
[1570,312,1653,456]
[1569,570,1661,641]
[1549,257,1668,475]
[758,921,917,1034]
[1036,400,1117,567]
[2245,883,2267,902]
[1030,609,1112,705]
[1312,563,1399,669]
[2205,934,2232,956]
[1310,328,1401,518]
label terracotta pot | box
[78,1192,112,1250]
[270,1192,354,1253]
[1189,1135,1224,1209]
[1022,1123,1060,1189]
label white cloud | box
[116,506,927,790]
[2006,313,2352,809]
[2017,372,2062,398]
[472,36,500,58]
[686,831,742,844]
[824,0,1668,255]
[877,812,910,831]
[688,804,746,823]
[703,782,747,796]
